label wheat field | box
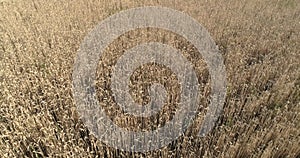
[0,0,299,157]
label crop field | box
[0,0,299,157]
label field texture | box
[0,0,299,157]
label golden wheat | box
[0,0,299,157]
